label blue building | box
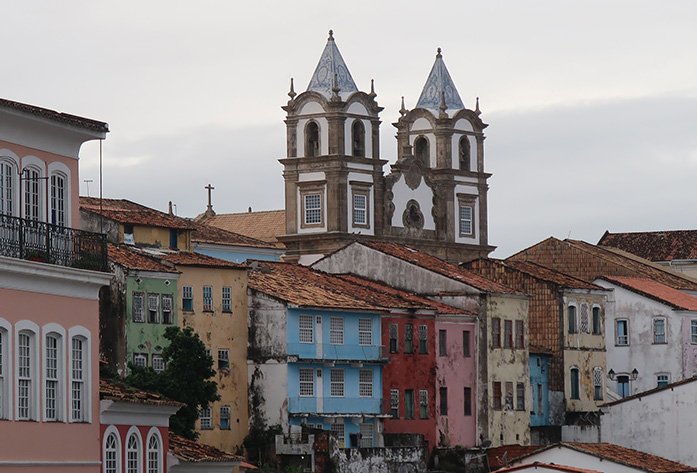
[530,351,551,427]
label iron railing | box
[0,214,108,272]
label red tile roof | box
[599,230,697,262]
[600,276,697,311]
[0,97,109,133]
[156,250,246,269]
[497,463,601,473]
[190,220,276,249]
[488,445,546,469]
[168,432,242,463]
[356,241,521,295]
[99,378,183,407]
[202,210,286,246]
[503,260,605,291]
[108,244,179,273]
[80,197,196,230]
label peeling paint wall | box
[334,446,427,473]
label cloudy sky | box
[3,1,696,258]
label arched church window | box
[352,120,365,157]
[305,121,320,157]
[459,136,471,171]
[414,137,429,167]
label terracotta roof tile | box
[99,378,183,407]
[202,210,285,246]
[190,220,276,249]
[0,97,109,133]
[356,241,522,295]
[168,432,242,463]
[108,244,179,273]
[599,230,697,262]
[80,197,196,230]
[559,443,695,473]
[503,260,606,291]
[497,463,602,473]
[487,445,546,469]
[156,250,247,269]
[600,276,697,311]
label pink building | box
[0,98,111,472]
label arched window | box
[414,137,429,167]
[0,158,16,216]
[352,120,365,157]
[147,430,162,473]
[51,173,66,227]
[570,367,580,400]
[459,136,470,171]
[23,166,42,221]
[305,121,320,157]
[126,431,141,473]
[103,430,121,473]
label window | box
[516,382,525,410]
[459,136,471,171]
[147,432,161,473]
[330,317,344,345]
[389,323,398,353]
[200,407,212,429]
[133,354,147,368]
[653,318,666,344]
[218,349,230,370]
[592,306,602,335]
[404,323,413,353]
[692,320,697,344]
[299,368,314,396]
[0,160,15,215]
[161,296,173,324]
[537,384,544,415]
[126,432,141,473]
[182,286,193,311]
[71,336,87,421]
[303,193,322,225]
[617,375,630,398]
[359,423,374,447]
[305,121,320,157]
[505,382,514,409]
[438,329,447,356]
[593,366,603,400]
[515,320,524,349]
[203,286,213,312]
[222,287,231,313]
[616,319,629,346]
[459,205,473,236]
[220,406,231,430]
[405,389,414,419]
[390,389,399,418]
[352,120,365,157]
[657,374,670,388]
[152,355,165,373]
[570,367,580,400]
[331,422,345,448]
[359,369,373,397]
[330,369,344,397]
[45,333,62,421]
[464,387,472,416]
[353,194,367,226]
[17,331,36,420]
[568,306,577,334]
[492,382,502,410]
[50,173,66,226]
[504,320,513,348]
[148,294,159,323]
[439,387,448,415]
[580,303,590,333]
[299,315,314,343]
[419,390,428,419]
[414,136,429,166]
[492,318,501,348]
[133,293,145,323]
[419,325,427,354]
[104,431,120,473]
[463,330,471,357]
[0,325,8,419]
[24,167,41,221]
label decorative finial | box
[369,79,376,98]
[399,96,407,116]
[288,77,296,100]
[331,72,341,99]
[437,47,442,58]
[475,97,481,116]
[439,91,447,112]
[328,29,334,40]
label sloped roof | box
[487,444,546,469]
[600,276,697,311]
[599,230,697,262]
[190,219,276,249]
[155,250,246,270]
[168,432,242,463]
[603,375,697,407]
[356,241,521,295]
[502,260,605,291]
[0,97,109,133]
[202,210,285,246]
[99,378,183,408]
[497,463,601,473]
[415,49,465,112]
[558,443,694,473]
[108,244,179,273]
[306,30,358,100]
[80,197,196,230]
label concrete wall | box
[334,446,427,473]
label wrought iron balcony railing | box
[0,214,108,272]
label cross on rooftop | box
[205,184,215,212]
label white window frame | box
[133,353,148,368]
[352,192,368,227]
[359,369,373,397]
[22,165,42,221]
[42,324,66,422]
[330,368,344,397]
[146,427,163,473]
[653,317,666,344]
[303,193,322,226]
[299,315,314,344]
[0,318,11,420]
[0,156,18,216]
[358,318,372,346]
[203,286,213,312]
[220,405,231,430]
[200,407,212,429]
[161,295,173,324]
[182,285,193,311]
[222,286,232,312]
[103,425,122,473]
[692,319,697,344]
[126,426,143,473]
[48,162,71,227]
[390,389,399,418]
[148,293,160,323]
[133,293,145,323]
[299,367,315,397]
[616,319,629,346]
[656,373,670,388]
[69,327,91,423]
[152,355,165,373]
[459,204,473,236]
[218,348,230,370]
[359,423,374,448]
[15,320,39,421]
[330,317,344,345]
[330,422,345,448]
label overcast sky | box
[3,1,696,258]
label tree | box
[125,326,219,439]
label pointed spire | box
[415,47,465,112]
[400,96,407,117]
[288,77,296,100]
[369,79,376,98]
[307,30,358,99]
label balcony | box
[0,214,108,272]
[287,343,389,362]
[288,396,383,415]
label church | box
[278,31,495,264]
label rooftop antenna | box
[84,179,93,197]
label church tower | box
[386,48,494,262]
[280,31,386,264]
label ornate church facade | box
[279,31,494,264]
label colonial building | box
[278,31,493,265]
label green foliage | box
[124,326,219,439]
[243,423,282,467]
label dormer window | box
[414,137,429,167]
[352,120,365,157]
[305,121,320,157]
[459,136,471,171]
